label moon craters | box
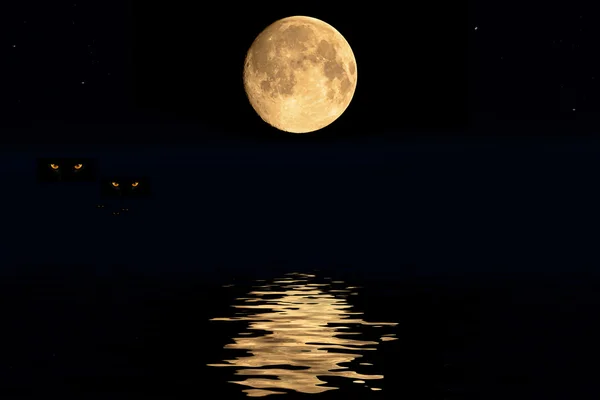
[316,39,345,81]
[243,16,357,133]
[248,24,318,99]
[279,24,313,52]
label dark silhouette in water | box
[95,203,130,216]
[36,157,97,183]
[100,177,152,199]
[98,176,151,215]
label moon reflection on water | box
[207,272,398,397]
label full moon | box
[243,16,357,133]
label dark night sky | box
[4,1,467,140]
[1,1,599,272]
[3,1,599,139]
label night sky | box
[1,1,599,271]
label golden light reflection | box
[207,272,398,397]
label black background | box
[2,2,600,399]
[3,1,467,144]
[4,2,599,143]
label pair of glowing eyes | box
[50,164,82,170]
[111,181,139,188]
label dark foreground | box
[1,263,598,399]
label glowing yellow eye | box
[111,182,119,187]
[49,164,59,170]
[131,181,139,187]
[74,164,83,170]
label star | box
[81,81,86,85]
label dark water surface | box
[0,263,471,399]
[2,262,598,399]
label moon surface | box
[243,16,357,133]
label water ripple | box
[207,272,398,396]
